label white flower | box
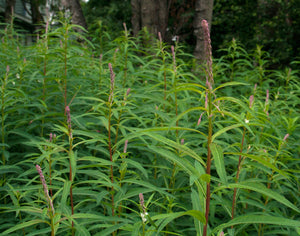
[245,119,249,123]
[16,73,20,79]
[140,212,148,223]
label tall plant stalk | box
[65,106,74,235]
[36,165,55,236]
[108,63,116,218]
[202,19,214,236]
[1,66,9,168]
[231,126,246,221]
[158,32,167,108]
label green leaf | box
[1,219,48,235]
[224,152,287,177]
[144,132,206,167]
[214,181,300,213]
[213,82,248,92]
[0,165,22,174]
[69,150,77,181]
[212,214,300,234]
[210,143,227,184]
[211,124,244,142]
[148,146,206,197]
[153,210,206,233]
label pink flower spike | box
[171,46,176,72]
[197,112,204,125]
[123,22,127,34]
[35,165,55,214]
[6,65,9,73]
[249,95,254,108]
[265,89,269,104]
[181,139,184,145]
[201,19,214,86]
[123,140,128,153]
[158,32,162,43]
[126,88,131,96]
[283,133,289,142]
[139,193,146,213]
[108,63,115,88]
[205,93,208,109]
[45,20,49,35]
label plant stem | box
[231,126,246,222]
[203,91,213,236]
[108,103,115,217]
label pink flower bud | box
[126,88,131,96]
[181,139,184,145]
[123,22,127,34]
[158,32,162,43]
[171,46,176,72]
[123,140,128,153]
[283,133,289,142]
[197,112,204,125]
[139,193,146,213]
[249,95,254,108]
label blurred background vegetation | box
[1,0,298,68]
[81,0,300,68]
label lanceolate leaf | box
[214,181,300,213]
[224,152,287,177]
[1,219,49,235]
[153,210,206,233]
[210,143,227,184]
[212,214,300,234]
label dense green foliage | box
[0,17,300,236]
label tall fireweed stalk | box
[201,19,214,236]
[35,164,55,214]
[65,105,74,233]
[36,165,56,236]
[108,63,115,217]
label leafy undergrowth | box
[0,19,299,236]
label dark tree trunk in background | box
[5,0,16,23]
[131,0,141,36]
[62,0,88,32]
[131,0,168,41]
[30,0,45,32]
[193,0,214,62]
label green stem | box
[108,104,115,216]
[203,91,213,236]
[231,126,246,222]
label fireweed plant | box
[0,16,300,236]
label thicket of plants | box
[0,17,300,236]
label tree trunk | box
[5,0,16,24]
[131,0,168,40]
[61,0,88,32]
[30,0,45,33]
[131,0,141,36]
[193,0,214,62]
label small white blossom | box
[245,119,249,123]
[141,212,148,223]
[16,73,20,79]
